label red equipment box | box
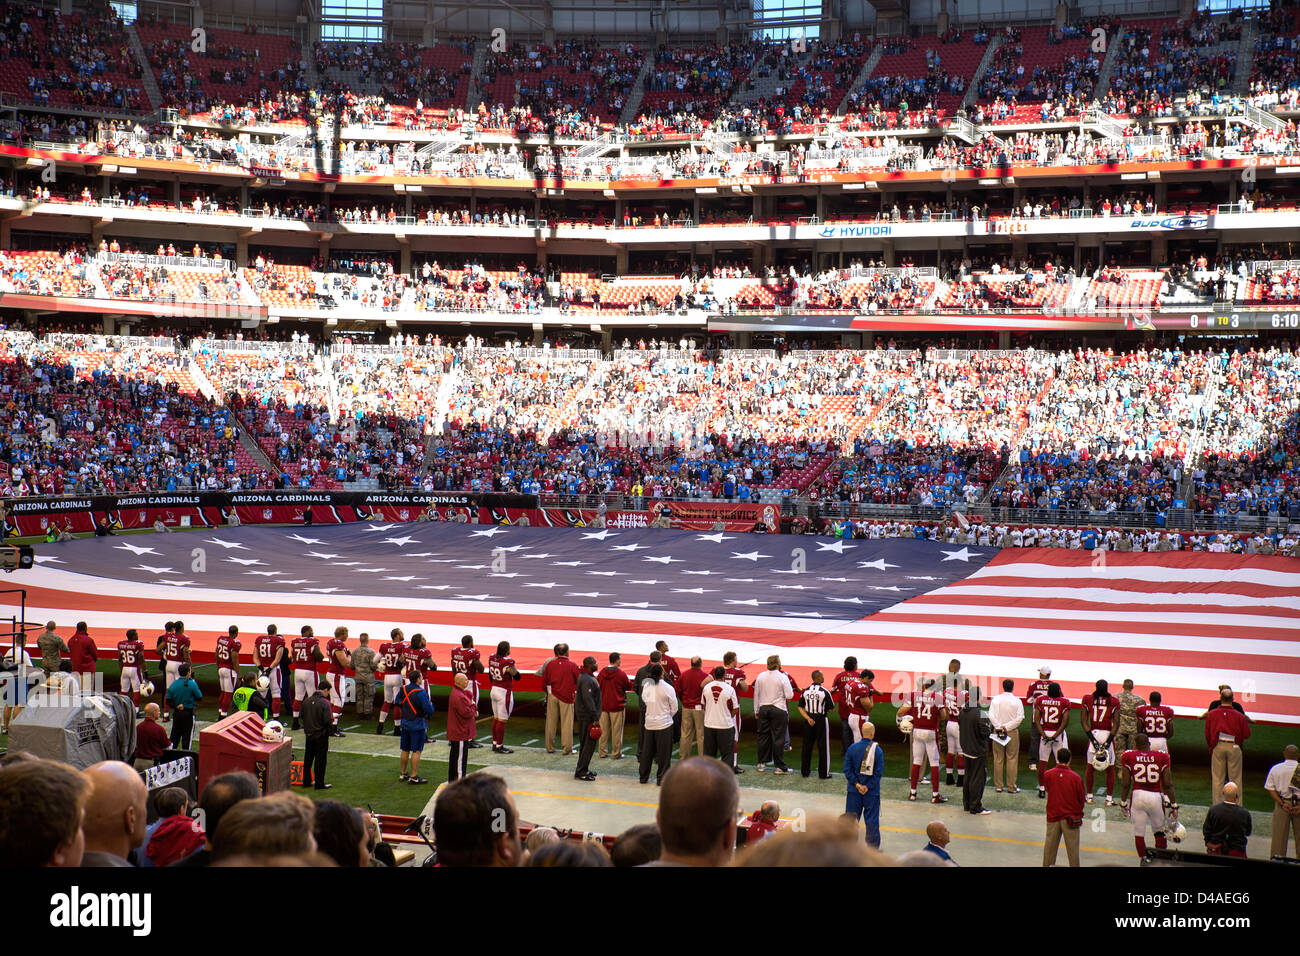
[198,712,293,796]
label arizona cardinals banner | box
[2,491,539,537]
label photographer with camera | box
[988,678,1025,793]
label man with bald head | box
[1265,744,1300,860]
[1203,781,1252,858]
[646,756,739,866]
[921,821,957,865]
[81,760,148,866]
[844,720,884,848]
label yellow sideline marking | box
[507,788,1133,856]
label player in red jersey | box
[116,628,148,712]
[375,627,409,736]
[215,625,243,718]
[325,625,352,735]
[1136,691,1175,758]
[160,620,191,720]
[1034,681,1071,798]
[451,635,484,749]
[1025,665,1053,771]
[1081,678,1119,805]
[721,651,749,774]
[830,656,860,756]
[942,660,967,787]
[254,625,286,716]
[844,672,875,745]
[488,640,522,753]
[402,633,436,683]
[290,625,323,729]
[897,678,949,804]
[1120,733,1178,857]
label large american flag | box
[7,524,1298,724]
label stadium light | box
[978,178,1000,186]
[1275,167,1300,175]
[1120,173,1145,181]
[696,187,718,195]
[843,182,865,191]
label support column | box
[235,236,248,268]
[615,247,628,274]
[881,239,895,267]
[998,331,1011,348]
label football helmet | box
[1091,745,1111,772]
[1166,821,1187,843]
[141,681,155,697]
[898,715,914,734]
[262,720,285,743]
[256,675,271,693]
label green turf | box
[5,664,1293,817]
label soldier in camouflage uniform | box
[1113,678,1146,756]
[350,633,378,719]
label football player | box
[1120,733,1178,857]
[375,627,408,736]
[253,625,286,717]
[487,640,522,754]
[897,677,948,804]
[117,628,148,713]
[451,634,485,748]
[1034,681,1071,798]
[290,625,324,730]
[1025,665,1053,771]
[403,633,436,683]
[159,620,191,720]
[1136,690,1175,758]
[721,651,750,773]
[830,656,860,755]
[1081,678,1118,805]
[215,625,242,719]
[325,626,351,735]
[942,659,967,787]
[844,670,875,745]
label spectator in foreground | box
[80,760,149,867]
[433,772,522,867]
[610,823,661,867]
[735,816,892,867]
[1203,782,1252,858]
[648,756,738,867]
[171,770,262,868]
[313,800,369,867]
[744,800,781,844]
[141,787,204,867]
[525,841,613,867]
[211,791,316,863]
[0,758,90,867]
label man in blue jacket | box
[165,663,203,750]
[844,720,884,848]
[397,669,435,786]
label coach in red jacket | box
[447,674,479,783]
[1205,690,1252,802]
[1042,748,1084,867]
[68,622,98,693]
[543,645,581,756]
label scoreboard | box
[1146,304,1300,331]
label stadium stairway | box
[1231,16,1260,96]
[126,23,165,111]
[960,35,1004,111]
[618,53,656,125]
[833,43,884,115]
[1090,24,1126,98]
[731,48,812,107]
[464,43,491,111]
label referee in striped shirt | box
[799,672,835,779]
